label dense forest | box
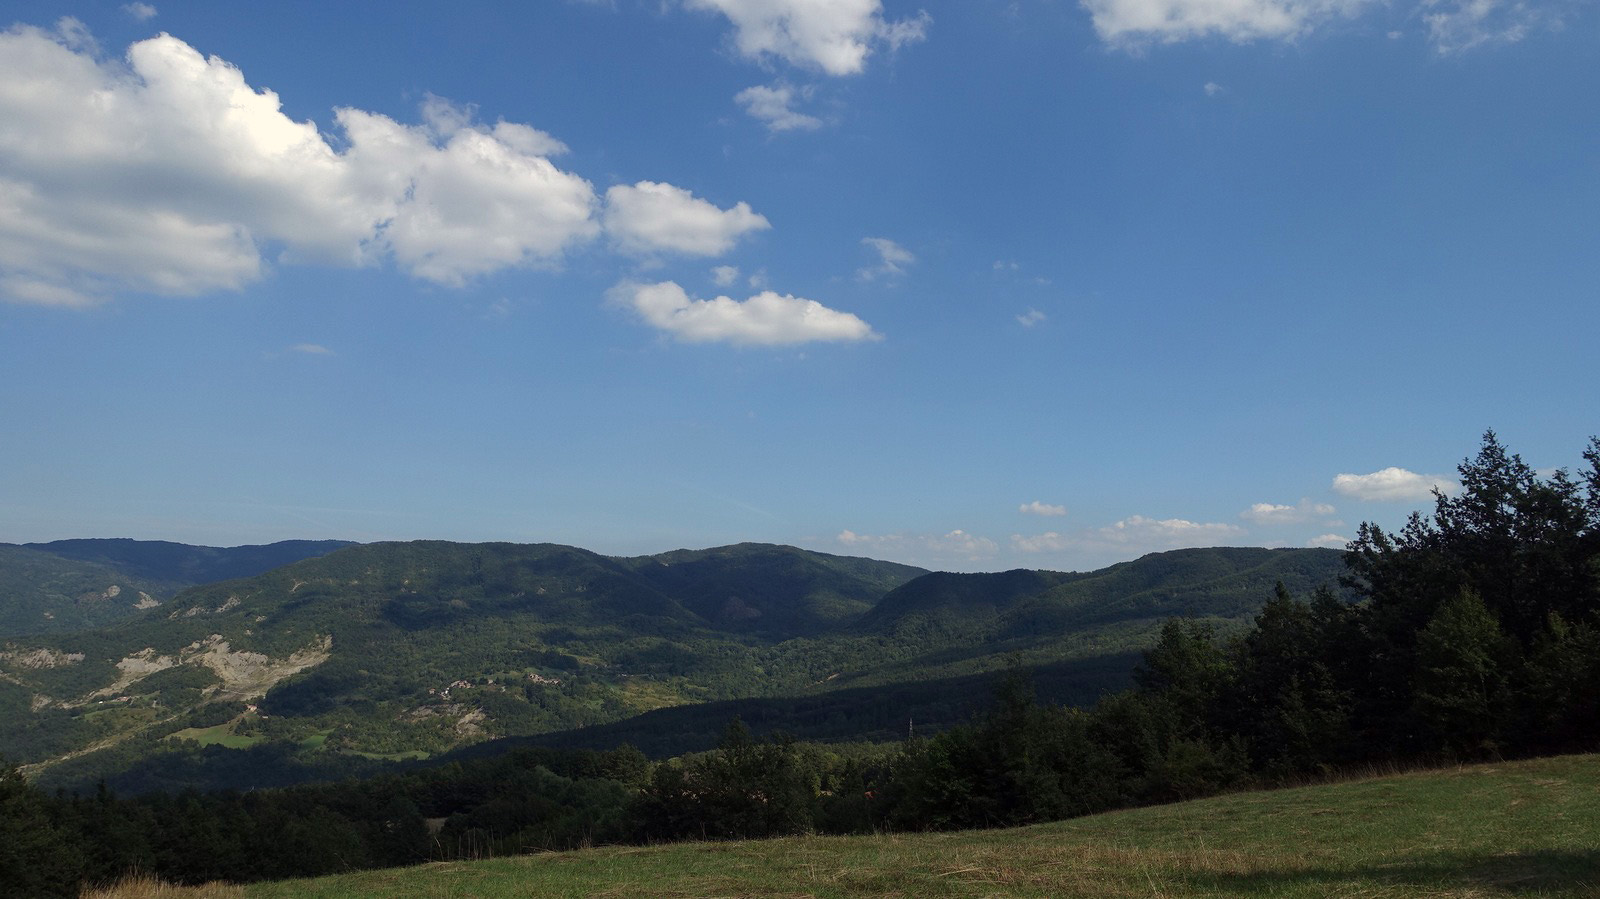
[3,432,1596,897]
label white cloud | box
[836,528,999,562]
[1239,498,1338,524]
[0,25,600,304]
[1012,515,1245,554]
[711,265,740,286]
[735,83,823,132]
[611,280,880,346]
[1081,0,1376,46]
[1423,0,1548,53]
[290,343,333,356]
[603,181,770,257]
[1083,0,1555,50]
[686,0,930,75]
[858,236,914,280]
[1020,501,1067,517]
[122,3,158,21]
[1204,81,1224,96]
[1016,308,1047,328]
[1306,533,1350,548]
[1332,467,1458,501]
[349,103,599,286]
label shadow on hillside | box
[1180,849,1600,894]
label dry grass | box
[83,874,243,899]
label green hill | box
[0,539,355,638]
[623,542,927,638]
[0,545,179,637]
[21,539,357,588]
[112,753,1600,899]
[1,542,1344,793]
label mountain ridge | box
[0,540,1344,793]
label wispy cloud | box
[1012,515,1244,555]
[736,83,823,132]
[1016,308,1047,328]
[1020,501,1067,517]
[858,237,914,281]
[1239,498,1338,525]
[837,528,998,563]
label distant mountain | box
[0,541,1346,793]
[0,538,356,638]
[0,545,179,636]
[21,538,357,586]
[620,542,927,637]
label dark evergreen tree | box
[0,761,84,898]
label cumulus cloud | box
[735,83,823,132]
[687,0,930,75]
[1204,81,1224,96]
[1016,308,1047,328]
[122,3,158,20]
[1081,0,1376,46]
[836,528,999,562]
[858,236,914,281]
[1332,467,1458,502]
[711,265,740,286]
[1012,515,1245,554]
[1307,533,1350,548]
[603,181,770,256]
[1239,498,1338,525]
[1020,501,1067,517]
[0,25,599,304]
[611,280,880,346]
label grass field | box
[165,723,264,750]
[90,753,1600,899]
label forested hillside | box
[0,539,354,637]
[0,540,1341,793]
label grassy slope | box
[200,753,1600,899]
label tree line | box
[5,431,1596,897]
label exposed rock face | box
[195,634,333,700]
[0,648,85,669]
[82,634,334,703]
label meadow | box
[90,752,1600,899]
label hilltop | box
[0,540,353,638]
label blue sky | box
[1,0,1595,571]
